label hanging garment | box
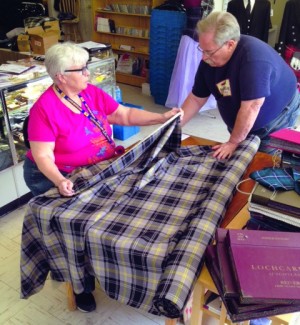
[165,35,217,109]
[276,0,300,91]
[165,1,216,108]
[277,0,300,56]
[227,0,271,43]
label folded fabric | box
[250,167,300,194]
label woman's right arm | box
[30,141,74,196]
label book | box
[268,127,300,154]
[247,212,300,232]
[226,229,300,304]
[205,243,300,322]
[215,229,239,298]
[216,229,270,312]
[248,201,300,228]
[281,151,300,171]
[270,127,300,145]
[250,182,300,217]
[97,17,110,33]
[205,245,224,296]
[109,19,116,33]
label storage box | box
[26,21,60,55]
[113,102,143,140]
[17,34,31,52]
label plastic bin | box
[113,102,143,140]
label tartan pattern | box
[20,116,260,318]
[250,167,300,194]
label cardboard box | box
[26,21,60,55]
[17,34,31,52]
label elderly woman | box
[23,42,181,312]
[24,42,181,197]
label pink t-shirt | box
[26,84,119,172]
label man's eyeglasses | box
[64,65,89,75]
[197,42,227,57]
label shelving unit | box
[91,0,164,87]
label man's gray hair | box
[197,11,241,45]
[45,42,89,80]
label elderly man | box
[180,11,299,159]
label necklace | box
[54,84,125,156]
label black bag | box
[18,2,46,20]
[23,115,30,149]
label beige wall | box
[271,0,287,33]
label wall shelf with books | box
[96,10,151,18]
[91,0,164,87]
[97,32,149,41]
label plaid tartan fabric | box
[24,17,58,29]
[20,116,260,318]
[250,167,300,194]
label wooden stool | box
[189,205,295,325]
[66,282,76,311]
[192,265,294,325]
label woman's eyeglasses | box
[64,65,89,75]
[197,42,227,57]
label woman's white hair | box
[45,42,89,80]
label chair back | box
[59,0,80,20]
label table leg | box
[219,302,228,325]
[165,318,178,325]
[191,280,205,325]
[66,282,76,311]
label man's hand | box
[212,142,238,159]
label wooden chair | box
[59,0,82,43]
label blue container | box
[113,102,143,140]
[114,86,123,103]
[150,9,187,105]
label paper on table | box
[77,41,108,49]
[0,64,35,75]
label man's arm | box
[180,92,209,126]
[212,97,265,159]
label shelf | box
[112,47,149,56]
[116,72,147,87]
[92,0,164,87]
[96,10,151,18]
[96,31,149,40]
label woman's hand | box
[57,178,75,196]
[163,107,184,121]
